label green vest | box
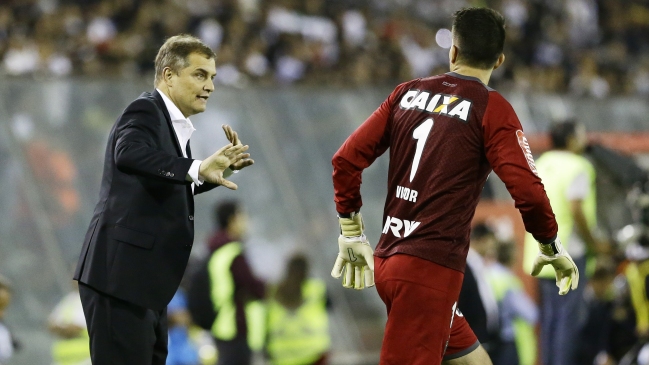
[208,242,266,351]
[625,260,649,334]
[52,333,90,365]
[51,295,90,365]
[487,267,536,365]
[266,279,330,365]
[523,150,596,278]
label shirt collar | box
[157,88,189,122]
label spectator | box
[0,275,16,365]
[458,223,500,359]
[0,0,647,93]
[166,289,200,365]
[47,281,90,365]
[576,259,617,365]
[487,240,539,365]
[523,120,607,365]
[206,200,266,365]
[266,254,331,365]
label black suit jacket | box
[74,90,217,310]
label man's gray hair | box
[154,34,216,87]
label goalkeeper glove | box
[331,212,375,290]
[530,237,579,295]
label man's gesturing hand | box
[199,143,249,189]
[531,238,579,295]
[222,124,254,171]
[331,212,375,290]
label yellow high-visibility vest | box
[523,150,596,279]
[208,242,266,351]
[50,293,90,365]
[487,267,536,365]
[626,260,649,334]
[266,279,330,365]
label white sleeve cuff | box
[188,160,204,186]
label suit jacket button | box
[170,173,175,177]
[188,215,194,221]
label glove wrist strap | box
[539,240,562,256]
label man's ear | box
[493,53,505,70]
[163,67,174,86]
[450,45,459,64]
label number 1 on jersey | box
[410,118,434,182]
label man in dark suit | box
[73,34,253,365]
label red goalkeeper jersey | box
[332,72,558,272]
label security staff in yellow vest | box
[266,254,331,365]
[48,282,91,365]
[488,241,538,365]
[207,200,266,365]
[523,120,606,365]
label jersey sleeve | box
[482,92,558,243]
[332,81,413,214]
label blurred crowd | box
[1,0,649,95]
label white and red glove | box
[331,212,375,290]
[530,237,579,295]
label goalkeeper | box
[330,7,578,365]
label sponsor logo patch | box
[516,130,538,176]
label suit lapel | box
[152,89,184,157]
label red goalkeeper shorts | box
[374,253,479,365]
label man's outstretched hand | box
[222,124,254,171]
[199,143,249,189]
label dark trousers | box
[79,282,168,365]
[214,336,251,365]
[493,341,519,365]
[538,256,587,365]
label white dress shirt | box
[156,89,203,189]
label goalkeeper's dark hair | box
[214,200,240,229]
[549,120,578,149]
[452,7,506,70]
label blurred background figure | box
[266,253,331,365]
[0,275,16,365]
[47,281,89,365]
[524,119,607,365]
[575,258,617,365]
[205,200,266,365]
[487,240,538,365]
[458,223,500,359]
[166,289,200,365]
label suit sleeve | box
[114,99,194,184]
[332,81,413,214]
[483,92,558,243]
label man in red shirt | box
[331,7,579,365]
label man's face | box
[167,53,216,117]
[228,211,249,240]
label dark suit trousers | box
[79,282,168,365]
